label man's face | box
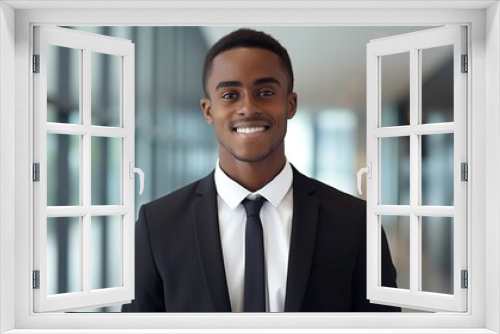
[201,47,297,165]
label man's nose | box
[238,94,261,116]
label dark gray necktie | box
[242,196,266,312]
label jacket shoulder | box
[141,172,213,219]
[147,180,199,208]
[295,169,366,210]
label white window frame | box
[366,26,468,312]
[1,1,499,333]
[32,25,135,312]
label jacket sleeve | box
[352,223,401,312]
[121,205,166,312]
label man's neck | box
[218,156,287,192]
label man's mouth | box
[235,126,267,134]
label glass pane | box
[47,45,80,124]
[421,216,454,294]
[47,217,80,295]
[47,134,80,206]
[421,45,454,124]
[91,137,121,205]
[91,216,121,290]
[381,215,410,289]
[91,52,121,127]
[381,137,410,205]
[421,133,454,206]
[381,52,410,127]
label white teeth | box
[236,126,266,133]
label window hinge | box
[33,163,40,182]
[33,270,40,289]
[33,54,40,73]
[461,54,468,73]
[461,162,468,181]
[461,270,468,289]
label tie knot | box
[242,196,266,218]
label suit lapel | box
[191,172,232,312]
[284,168,319,312]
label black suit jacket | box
[122,167,400,312]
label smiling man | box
[201,44,296,193]
[122,28,400,313]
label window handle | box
[129,162,145,195]
[357,162,372,195]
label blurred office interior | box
[45,26,454,312]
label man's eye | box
[258,89,275,97]
[221,92,237,100]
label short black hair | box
[202,28,294,97]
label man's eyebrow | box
[215,81,242,90]
[254,77,281,87]
[214,77,282,91]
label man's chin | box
[219,143,283,165]
[230,150,274,164]
[233,154,270,164]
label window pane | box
[47,45,80,124]
[91,137,121,205]
[381,136,410,205]
[381,52,410,127]
[91,52,121,127]
[381,215,410,290]
[47,134,80,206]
[47,217,80,295]
[421,216,453,294]
[421,45,454,124]
[421,133,454,206]
[91,216,121,290]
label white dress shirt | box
[214,161,293,312]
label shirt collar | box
[214,161,293,210]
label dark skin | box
[200,47,298,191]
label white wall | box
[0,2,16,333]
[486,2,500,333]
[2,3,498,332]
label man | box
[122,28,399,312]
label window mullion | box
[82,47,91,205]
[90,205,129,216]
[82,47,92,295]
[409,47,420,295]
[45,123,131,138]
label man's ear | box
[200,97,213,125]
[287,92,298,119]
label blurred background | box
[45,26,454,312]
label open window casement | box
[33,26,140,312]
[363,26,467,312]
